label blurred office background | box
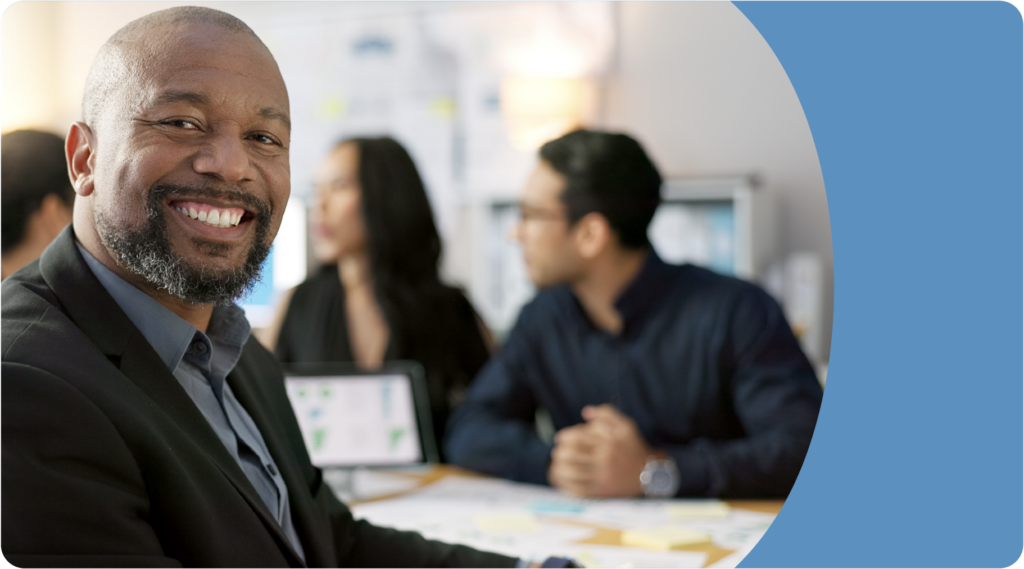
[1,1,833,373]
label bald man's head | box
[68,6,291,307]
[82,6,266,128]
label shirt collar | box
[613,250,671,328]
[205,303,252,387]
[75,242,251,373]
[560,249,670,335]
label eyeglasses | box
[517,203,567,223]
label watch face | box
[650,470,672,491]
[641,459,680,497]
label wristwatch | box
[639,453,680,498]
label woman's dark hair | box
[539,129,662,250]
[2,130,75,254]
[338,136,454,343]
[343,136,442,289]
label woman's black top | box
[275,265,491,461]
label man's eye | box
[250,133,281,146]
[163,119,198,129]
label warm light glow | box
[1,2,61,134]
[502,35,593,79]
[497,6,612,80]
[500,77,594,151]
[496,7,608,151]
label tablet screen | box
[285,373,423,466]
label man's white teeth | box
[175,206,241,228]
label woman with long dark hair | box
[269,137,492,460]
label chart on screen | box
[286,374,422,466]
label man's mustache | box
[148,183,273,221]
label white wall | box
[599,2,833,361]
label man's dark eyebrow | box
[153,90,209,107]
[151,91,290,130]
[259,107,291,130]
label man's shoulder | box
[654,262,791,340]
[2,259,126,380]
[3,259,58,309]
[662,262,770,305]
[2,262,70,357]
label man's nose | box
[192,131,257,182]
[508,219,523,242]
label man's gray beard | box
[96,185,272,306]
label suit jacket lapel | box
[117,334,306,566]
[227,347,332,567]
[39,228,304,565]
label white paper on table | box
[575,503,774,549]
[350,498,478,530]
[672,510,774,550]
[412,516,596,559]
[705,532,766,569]
[351,475,775,564]
[528,544,708,568]
[668,501,731,519]
[576,500,674,529]
[324,468,424,502]
[352,498,597,558]
[474,511,542,533]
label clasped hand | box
[547,404,651,497]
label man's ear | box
[66,122,97,197]
[574,212,612,259]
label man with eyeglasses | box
[446,129,823,499]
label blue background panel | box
[733,2,1022,567]
[240,250,274,306]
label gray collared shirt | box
[77,243,305,562]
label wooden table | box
[355,464,784,568]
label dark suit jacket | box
[1,227,517,568]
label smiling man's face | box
[81,22,291,305]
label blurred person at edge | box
[446,129,823,499]
[2,130,75,279]
[266,137,492,461]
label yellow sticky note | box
[319,96,348,119]
[429,96,456,118]
[621,526,711,550]
[668,501,730,519]
[572,549,600,568]
[474,512,541,533]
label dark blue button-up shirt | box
[78,243,305,560]
[446,252,823,498]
